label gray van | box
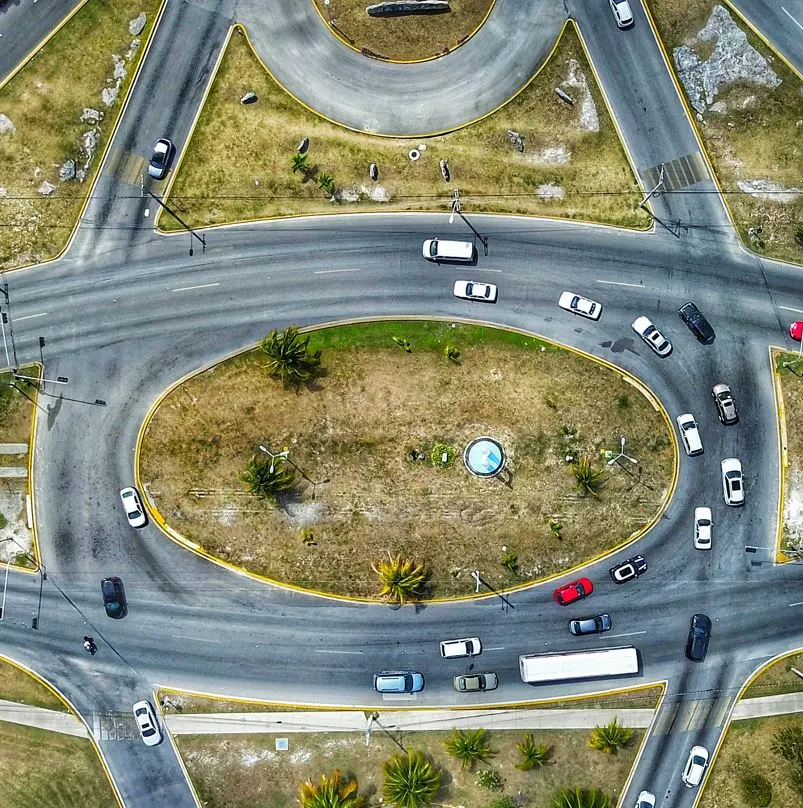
[678,302,715,344]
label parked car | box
[685,613,712,662]
[553,577,593,605]
[119,486,147,528]
[712,383,738,425]
[373,671,424,693]
[147,138,174,180]
[609,0,634,28]
[132,700,162,746]
[721,457,744,506]
[676,413,703,456]
[790,321,803,341]
[100,576,127,619]
[453,672,498,692]
[558,292,602,321]
[632,316,672,357]
[440,637,481,658]
[569,613,611,636]
[453,280,498,303]
[678,302,715,344]
[681,745,709,787]
[634,792,655,808]
[694,507,712,550]
[609,555,647,584]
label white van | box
[422,238,474,263]
[676,413,703,456]
[440,637,481,658]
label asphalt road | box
[0,1,801,807]
[729,0,803,75]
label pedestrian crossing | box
[641,152,709,192]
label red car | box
[791,322,803,341]
[553,577,593,605]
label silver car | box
[712,383,738,425]
[147,138,174,179]
[453,672,498,692]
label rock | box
[125,39,141,60]
[439,159,450,182]
[59,159,76,181]
[112,54,126,81]
[0,113,16,135]
[555,88,573,106]
[240,91,258,105]
[80,108,103,123]
[297,137,309,154]
[101,86,119,107]
[0,187,7,197]
[507,129,525,152]
[129,12,147,36]
[560,59,599,131]
[736,179,801,203]
[369,162,378,181]
[334,188,360,202]
[367,1,450,18]
[38,181,57,196]
[362,184,390,202]
[537,183,566,200]
[709,100,727,113]
[81,128,100,164]
[528,146,571,165]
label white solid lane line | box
[608,630,647,639]
[315,648,364,654]
[778,305,803,314]
[595,280,644,288]
[313,268,361,274]
[782,7,803,32]
[169,635,221,643]
[789,601,803,607]
[15,312,48,321]
[171,282,220,292]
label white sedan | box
[609,0,634,28]
[681,745,709,788]
[558,292,602,321]
[119,486,147,528]
[632,316,672,357]
[453,280,498,303]
[694,507,712,550]
[721,458,744,506]
[133,700,163,746]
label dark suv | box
[685,613,711,661]
[101,576,127,619]
[678,302,715,344]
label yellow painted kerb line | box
[771,346,792,563]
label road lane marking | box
[315,648,364,654]
[484,646,505,651]
[778,305,803,314]
[171,282,220,292]
[15,312,48,322]
[169,635,221,643]
[313,268,361,275]
[782,7,803,32]
[595,280,644,288]
[608,630,647,638]
[789,600,803,607]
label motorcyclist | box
[82,636,96,655]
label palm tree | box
[260,326,322,388]
[383,750,441,808]
[442,727,494,769]
[551,787,611,808]
[587,718,633,754]
[571,456,606,498]
[515,734,552,770]
[241,455,296,502]
[291,153,309,174]
[372,554,428,603]
[298,769,364,808]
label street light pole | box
[447,187,489,256]
[258,445,289,473]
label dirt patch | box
[140,321,673,599]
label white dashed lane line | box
[15,312,48,321]
[782,7,803,33]
[595,280,645,288]
[171,283,220,292]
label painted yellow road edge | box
[771,345,797,563]
[158,19,652,233]
[1,0,170,276]
[135,316,678,605]
[0,653,124,807]
[308,0,497,65]
[739,646,803,700]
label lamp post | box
[447,187,489,255]
[258,445,289,473]
[258,445,330,499]
[0,536,45,627]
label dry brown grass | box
[776,350,803,558]
[0,658,66,711]
[647,0,803,265]
[164,24,647,229]
[312,0,493,61]
[0,0,162,269]
[140,321,673,599]
[0,366,38,443]
[178,725,642,808]
[743,651,803,699]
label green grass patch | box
[164,24,647,229]
[0,366,40,444]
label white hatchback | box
[681,745,709,788]
[119,487,147,528]
[558,292,602,321]
[694,507,712,550]
[453,280,498,303]
[609,0,634,28]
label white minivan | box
[676,414,703,456]
[440,637,481,658]
[422,238,474,263]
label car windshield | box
[692,755,705,765]
[429,242,437,256]
[698,518,711,526]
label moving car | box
[609,555,647,584]
[681,745,709,787]
[132,700,162,746]
[678,302,715,344]
[609,0,634,28]
[569,613,611,636]
[453,280,498,303]
[553,577,593,605]
[693,507,712,550]
[676,413,703,456]
[440,637,481,658]
[373,671,424,693]
[119,486,147,528]
[721,457,744,506]
[558,292,602,321]
[422,239,474,262]
[712,383,739,425]
[100,576,127,619]
[632,316,672,357]
[685,613,712,662]
[147,138,174,180]
[790,321,803,341]
[453,672,498,692]
[635,792,655,808]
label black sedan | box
[101,576,127,618]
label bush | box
[795,223,803,248]
[617,394,630,409]
[475,768,503,790]
[501,551,519,574]
[487,797,517,808]
[430,443,456,468]
[739,773,772,807]
[0,511,7,530]
[443,728,494,769]
[771,725,803,765]
[587,719,633,754]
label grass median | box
[776,350,803,560]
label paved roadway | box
[729,0,803,75]
[0,1,802,807]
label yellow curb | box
[308,0,497,65]
[136,316,677,604]
[738,646,803,699]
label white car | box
[440,637,482,658]
[132,700,163,746]
[558,292,602,321]
[676,413,703,456]
[721,458,744,506]
[147,138,174,180]
[632,316,672,357]
[453,280,498,303]
[119,487,147,528]
[694,507,712,550]
[635,792,655,808]
[681,745,709,788]
[609,0,634,28]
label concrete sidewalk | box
[0,698,88,737]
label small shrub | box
[516,734,552,770]
[571,456,606,498]
[445,345,461,362]
[544,396,558,410]
[795,223,803,248]
[551,786,610,808]
[547,518,562,540]
[739,773,772,807]
[501,551,519,575]
[372,554,428,603]
[617,394,630,409]
[559,425,575,437]
[587,719,633,754]
[475,769,503,790]
[430,443,455,469]
[487,797,517,808]
[299,528,316,546]
[443,728,494,769]
[317,172,335,196]
[771,725,803,765]
[0,511,7,530]
[382,750,441,808]
[392,336,412,353]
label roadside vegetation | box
[164,24,647,229]
[311,0,493,62]
[647,0,803,265]
[0,657,66,711]
[0,0,161,269]
[744,650,803,699]
[775,350,803,560]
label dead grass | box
[647,0,803,265]
[776,351,803,557]
[0,0,162,270]
[312,0,493,61]
[177,725,642,808]
[0,658,66,711]
[699,714,803,808]
[0,366,38,443]
[164,24,647,229]
[140,321,673,599]
[743,652,803,699]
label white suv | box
[440,637,482,658]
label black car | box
[678,302,715,344]
[609,554,648,584]
[101,576,127,619]
[569,613,612,636]
[685,613,711,661]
